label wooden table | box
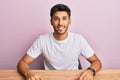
[0,69,120,80]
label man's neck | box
[53,32,68,40]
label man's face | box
[51,11,71,35]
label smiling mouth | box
[58,27,64,30]
[57,26,65,30]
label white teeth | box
[59,27,63,30]
[58,26,64,30]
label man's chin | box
[57,31,67,35]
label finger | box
[31,77,35,80]
[83,76,88,80]
[33,73,42,80]
[88,76,93,80]
[75,73,81,80]
[85,75,93,80]
[40,77,44,80]
[36,78,41,80]
[79,73,86,80]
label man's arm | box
[87,53,102,72]
[17,54,34,77]
[17,54,42,80]
[76,53,102,80]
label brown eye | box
[52,17,59,21]
[63,17,68,20]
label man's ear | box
[69,18,71,25]
[50,18,53,26]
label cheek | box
[66,21,70,26]
[52,22,58,26]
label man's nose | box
[58,20,63,26]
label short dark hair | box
[50,4,71,18]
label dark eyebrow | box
[63,16,69,18]
[52,16,69,18]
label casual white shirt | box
[27,32,94,70]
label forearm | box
[90,59,102,72]
[17,60,31,77]
[76,59,102,80]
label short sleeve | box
[80,36,95,58]
[27,36,42,58]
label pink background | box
[0,0,120,69]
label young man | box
[17,4,102,80]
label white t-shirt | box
[27,32,94,70]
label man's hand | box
[26,71,43,80]
[75,70,94,80]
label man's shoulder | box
[69,32,83,38]
[37,33,52,40]
[39,33,51,37]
